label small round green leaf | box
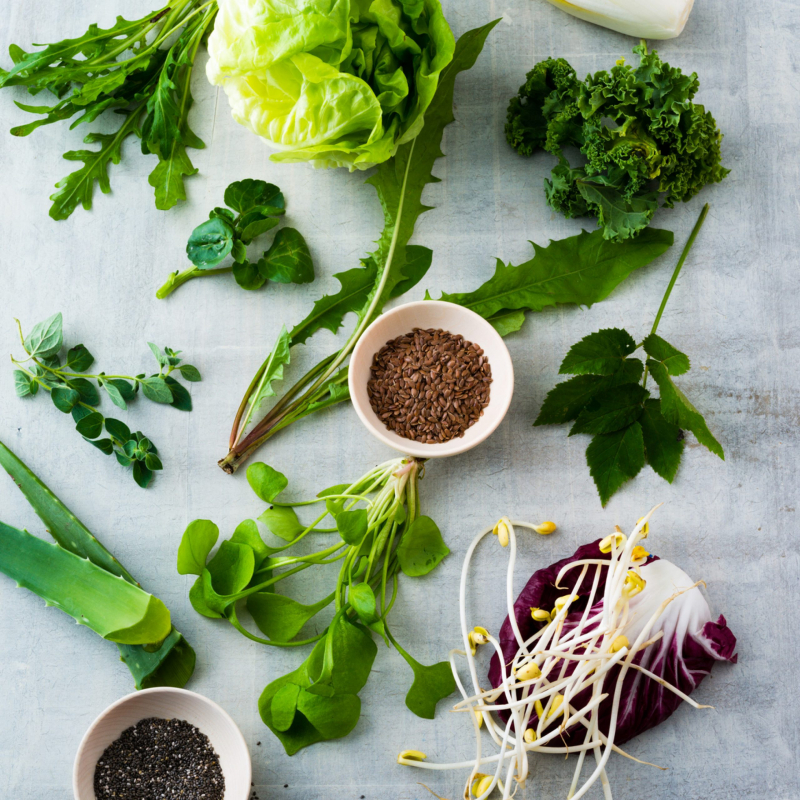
[105,418,131,442]
[186,217,235,268]
[75,411,104,439]
[247,462,288,502]
[396,516,450,577]
[50,385,79,413]
[141,376,173,404]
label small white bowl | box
[73,687,251,800]
[349,300,514,458]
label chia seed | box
[94,716,225,800]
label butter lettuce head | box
[207,0,456,169]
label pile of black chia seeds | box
[94,717,225,800]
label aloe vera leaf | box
[118,630,197,691]
[0,439,196,688]
[0,439,135,583]
[0,521,172,644]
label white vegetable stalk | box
[544,0,695,40]
[398,508,716,799]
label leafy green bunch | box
[0,0,215,219]
[157,179,314,298]
[11,313,201,487]
[534,206,723,505]
[217,20,500,474]
[506,44,729,241]
[178,457,455,754]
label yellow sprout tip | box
[530,607,550,622]
[515,661,541,682]
[398,749,427,763]
[599,531,626,553]
[523,728,537,743]
[631,545,650,561]
[534,521,557,535]
[610,635,630,653]
[492,518,510,547]
[636,517,650,537]
[472,775,493,797]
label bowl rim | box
[348,299,514,458]
[72,686,251,800]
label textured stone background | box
[0,0,797,797]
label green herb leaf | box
[576,181,659,242]
[224,180,284,214]
[640,398,684,483]
[247,592,334,642]
[75,411,104,439]
[259,228,315,285]
[186,217,236,268]
[586,423,646,506]
[348,583,379,625]
[335,509,369,546]
[433,229,673,324]
[164,375,192,411]
[396,647,455,719]
[140,376,173,404]
[103,380,127,409]
[65,344,93,372]
[206,541,255,595]
[247,463,288,503]
[648,361,724,459]
[67,377,100,406]
[232,260,267,291]
[534,375,607,426]
[23,313,63,358]
[569,384,648,436]
[239,212,281,244]
[13,371,33,397]
[270,684,300,731]
[178,364,201,382]
[560,328,638,376]
[105,418,131,442]
[132,461,154,488]
[50,385,79,413]
[87,437,114,455]
[177,520,219,576]
[396,516,450,577]
[258,506,304,542]
[643,334,691,376]
[245,326,291,415]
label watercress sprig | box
[534,205,723,505]
[11,313,201,487]
[177,457,455,754]
[156,179,314,298]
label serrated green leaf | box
[570,384,648,436]
[432,229,673,321]
[576,181,659,242]
[259,228,315,285]
[648,361,724,459]
[640,398,684,483]
[586,423,646,506]
[149,142,198,211]
[643,334,691,376]
[487,309,526,337]
[23,313,63,358]
[245,326,291,416]
[535,375,606,426]
[560,328,638,376]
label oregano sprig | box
[11,313,201,487]
[534,204,724,505]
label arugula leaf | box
[242,326,291,424]
[434,228,673,329]
[639,399,684,482]
[648,361,724,459]
[586,423,646,507]
[559,328,638,376]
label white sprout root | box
[397,507,709,800]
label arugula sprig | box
[0,0,215,219]
[534,205,723,505]
[178,457,454,753]
[157,179,314,298]
[11,313,201,487]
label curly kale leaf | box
[507,45,729,241]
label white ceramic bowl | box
[73,687,251,800]
[349,300,514,458]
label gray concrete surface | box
[0,1,796,797]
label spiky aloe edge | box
[0,440,195,689]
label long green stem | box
[156,265,232,299]
[642,203,709,390]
